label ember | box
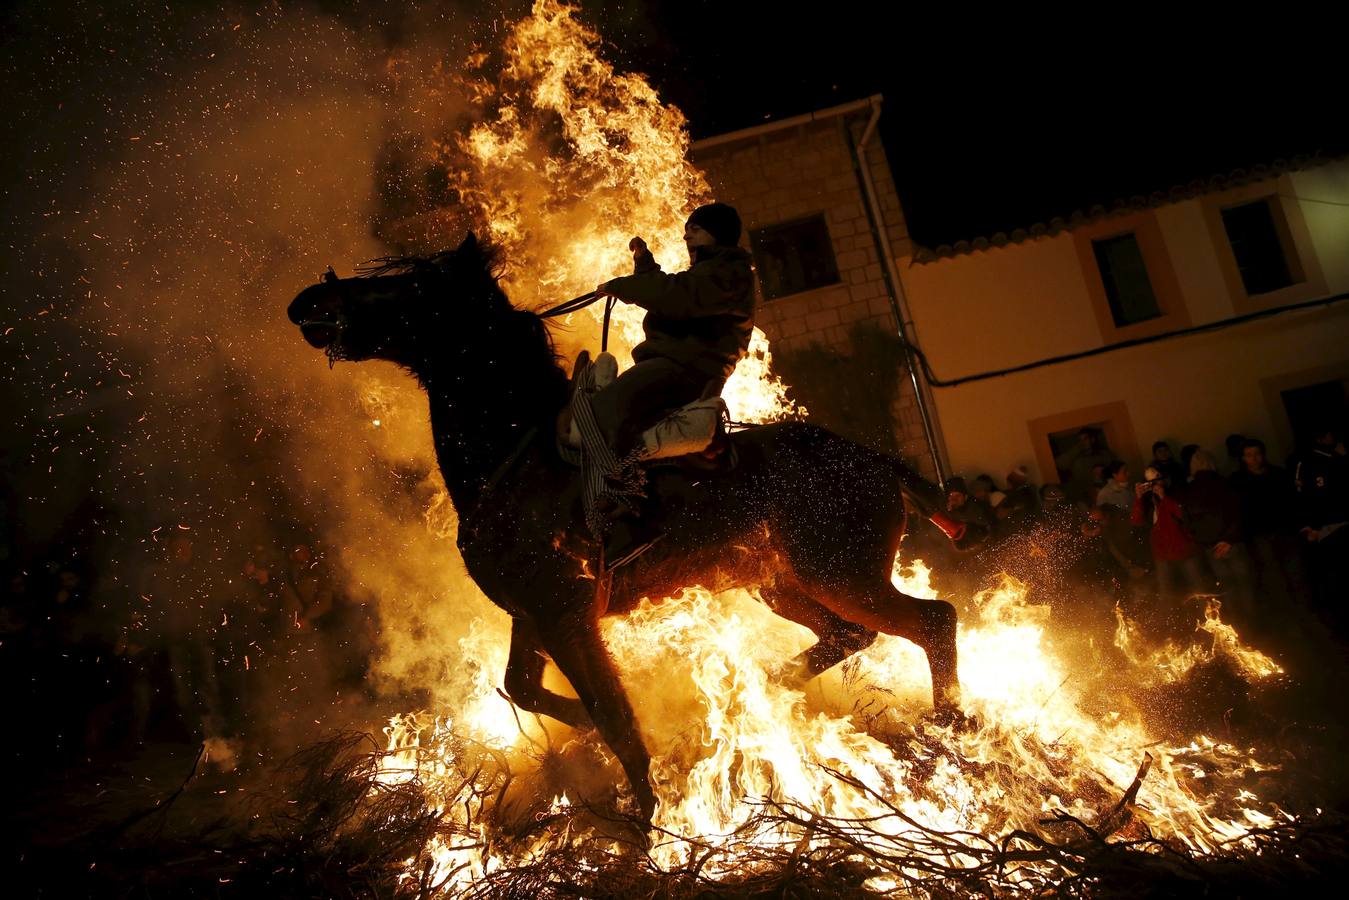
[350,3,1322,895]
[7,1,1345,897]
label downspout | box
[849,95,948,483]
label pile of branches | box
[30,732,1346,898]
[460,759,1347,900]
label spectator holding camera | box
[1132,465,1205,636]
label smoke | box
[2,1,554,752]
[2,0,778,765]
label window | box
[1074,212,1189,342]
[749,215,841,301]
[1027,402,1139,495]
[1047,424,1110,483]
[1092,233,1161,327]
[1280,379,1348,448]
[1221,198,1296,296]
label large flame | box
[363,1,1289,893]
[379,560,1286,891]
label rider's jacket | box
[603,245,756,383]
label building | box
[694,98,1349,486]
[691,96,942,476]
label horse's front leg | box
[538,602,655,822]
[502,616,590,730]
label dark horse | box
[288,234,964,820]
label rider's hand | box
[596,281,613,297]
[630,236,655,274]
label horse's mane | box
[356,241,505,281]
[361,240,568,405]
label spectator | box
[971,474,998,504]
[1293,426,1349,538]
[1292,426,1349,629]
[1095,461,1134,513]
[1149,441,1186,487]
[1055,429,1114,504]
[1184,451,1257,631]
[1082,504,1148,579]
[1179,444,1201,483]
[1089,463,1109,506]
[999,466,1038,527]
[1132,466,1206,637]
[1224,433,1249,476]
[1229,438,1307,627]
[946,477,994,532]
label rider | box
[592,202,756,568]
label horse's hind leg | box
[502,617,590,731]
[760,584,877,684]
[800,578,960,712]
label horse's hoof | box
[926,705,976,733]
[638,793,657,826]
[622,781,657,831]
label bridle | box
[296,268,353,369]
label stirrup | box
[604,520,663,571]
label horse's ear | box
[458,231,478,254]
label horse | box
[288,233,967,821]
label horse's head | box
[287,232,510,369]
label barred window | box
[750,215,841,301]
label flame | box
[433,1,799,424]
[355,2,1295,893]
[1115,596,1284,685]
[377,560,1287,891]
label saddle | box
[555,351,736,477]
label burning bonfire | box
[255,3,1338,896]
[9,1,1342,896]
[363,563,1313,896]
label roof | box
[908,152,1344,264]
[689,96,880,153]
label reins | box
[536,290,618,352]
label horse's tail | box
[888,456,987,549]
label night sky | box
[4,1,1343,249]
[586,1,1347,247]
[1,0,1343,496]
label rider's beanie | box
[687,203,742,247]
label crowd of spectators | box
[2,414,1344,770]
[936,424,1347,644]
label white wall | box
[900,159,1349,482]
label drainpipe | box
[849,95,948,483]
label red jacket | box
[1132,492,1197,561]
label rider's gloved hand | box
[629,236,657,274]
